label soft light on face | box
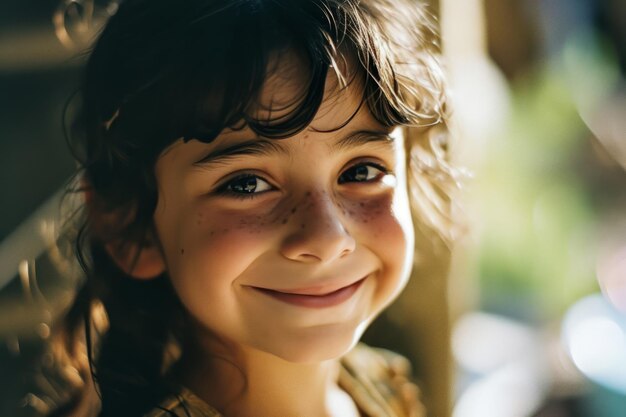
[152,68,414,363]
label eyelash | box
[338,162,389,184]
[216,173,273,200]
[216,161,390,199]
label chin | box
[257,322,367,364]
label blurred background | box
[0,0,625,416]
[440,0,626,416]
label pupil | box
[232,177,257,193]
[354,166,368,181]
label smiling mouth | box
[250,278,367,309]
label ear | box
[86,187,166,279]
[105,235,166,279]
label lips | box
[250,277,366,308]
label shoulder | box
[340,343,426,417]
[142,387,222,417]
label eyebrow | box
[192,129,395,167]
[331,129,394,152]
[193,139,287,167]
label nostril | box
[339,247,351,258]
[300,253,323,262]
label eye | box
[218,174,273,196]
[339,162,388,184]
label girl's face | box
[152,68,414,363]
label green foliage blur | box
[475,30,622,320]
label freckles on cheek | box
[194,206,282,235]
[176,209,278,275]
[348,198,393,237]
[349,194,412,252]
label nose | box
[280,192,356,264]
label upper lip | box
[250,276,368,297]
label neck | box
[177,334,360,417]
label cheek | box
[159,205,280,292]
[347,192,414,298]
[348,192,413,247]
[371,199,412,266]
[159,207,284,329]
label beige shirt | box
[144,344,425,417]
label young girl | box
[53,0,452,416]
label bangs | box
[82,0,445,160]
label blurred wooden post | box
[399,234,453,417]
